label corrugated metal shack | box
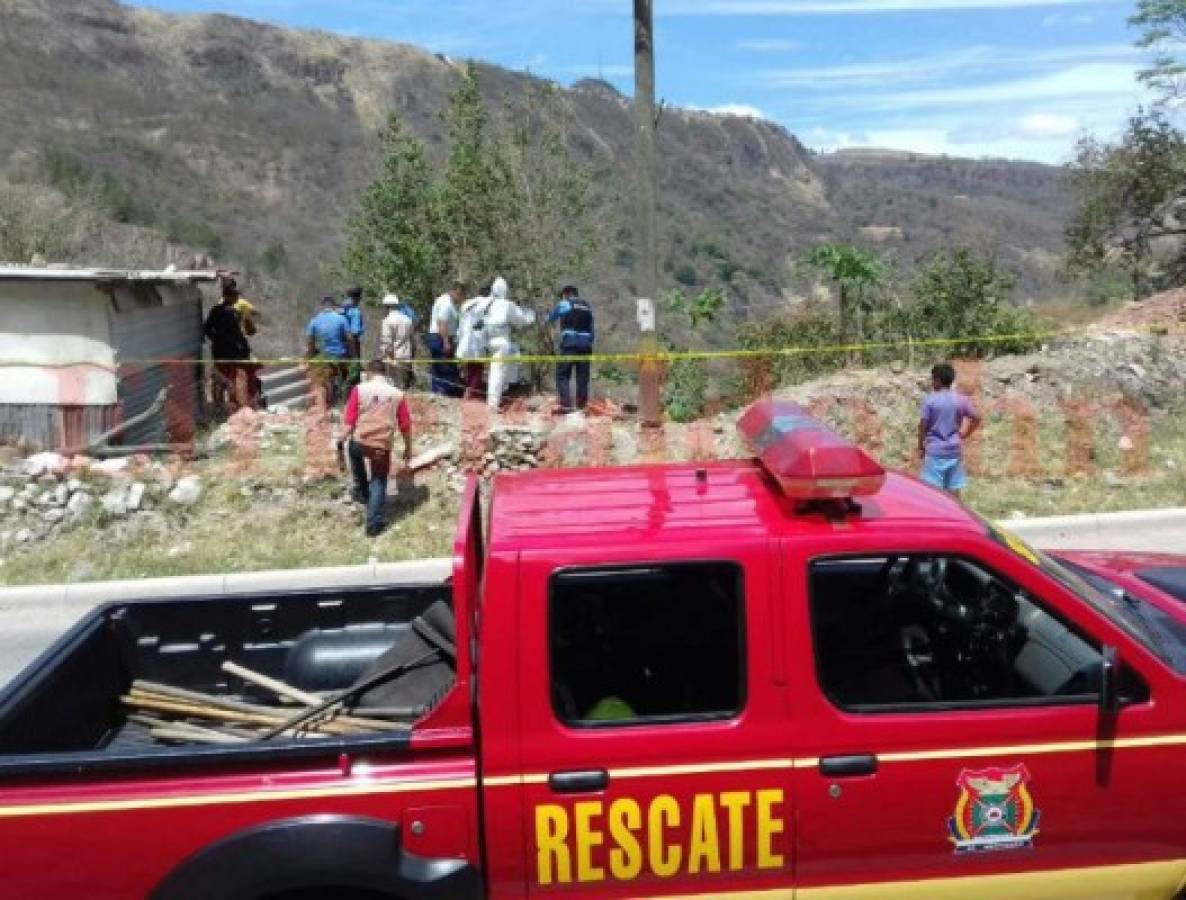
[0,267,219,451]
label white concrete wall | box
[0,281,116,405]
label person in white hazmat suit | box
[483,277,536,411]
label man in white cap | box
[380,293,416,390]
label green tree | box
[435,64,514,287]
[492,82,602,386]
[802,244,887,349]
[341,113,442,319]
[1132,0,1186,101]
[1066,110,1186,295]
[896,248,1037,356]
[662,286,727,422]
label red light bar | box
[738,399,886,500]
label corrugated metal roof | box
[0,267,219,283]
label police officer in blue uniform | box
[548,285,595,413]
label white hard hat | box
[381,293,401,307]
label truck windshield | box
[982,520,1174,670]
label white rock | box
[66,492,93,518]
[52,484,70,507]
[66,478,83,494]
[127,483,147,511]
[0,486,15,505]
[43,508,65,524]
[91,458,130,476]
[168,476,203,506]
[101,488,128,517]
[12,498,28,512]
[14,529,32,544]
[22,452,65,477]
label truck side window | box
[810,555,1115,712]
[550,563,744,726]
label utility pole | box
[633,0,663,428]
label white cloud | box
[854,62,1141,111]
[1042,11,1096,25]
[757,43,1137,89]
[1017,111,1080,137]
[808,125,1078,162]
[736,38,801,52]
[664,0,1099,14]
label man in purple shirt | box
[917,362,981,497]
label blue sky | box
[129,0,1151,163]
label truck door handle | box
[819,754,878,777]
[549,769,610,794]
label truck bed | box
[0,581,452,761]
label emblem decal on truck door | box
[948,764,1040,853]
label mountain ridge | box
[0,0,1074,350]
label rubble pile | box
[0,452,202,549]
[1099,288,1186,330]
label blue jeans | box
[556,350,592,411]
[424,334,460,397]
[348,441,390,531]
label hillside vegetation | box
[0,0,1076,356]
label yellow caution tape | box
[0,323,1180,370]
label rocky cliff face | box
[0,0,1072,347]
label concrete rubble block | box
[168,476,203,506]
[101,487,129,517]
[66,492,93,519]
[22,453,66,478]
[126,482,147,512]
[91,458,130,477]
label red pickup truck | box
[2,399,1186,900]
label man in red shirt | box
[344,360,413,536]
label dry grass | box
[0,471,457,586]
[3,396,1184,587]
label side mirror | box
[1099,645,1120,713]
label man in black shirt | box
[204,284,256,412]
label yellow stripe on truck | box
[797,859,1186,900]
[0,776,476,819]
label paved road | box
[0,515,1182,689]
